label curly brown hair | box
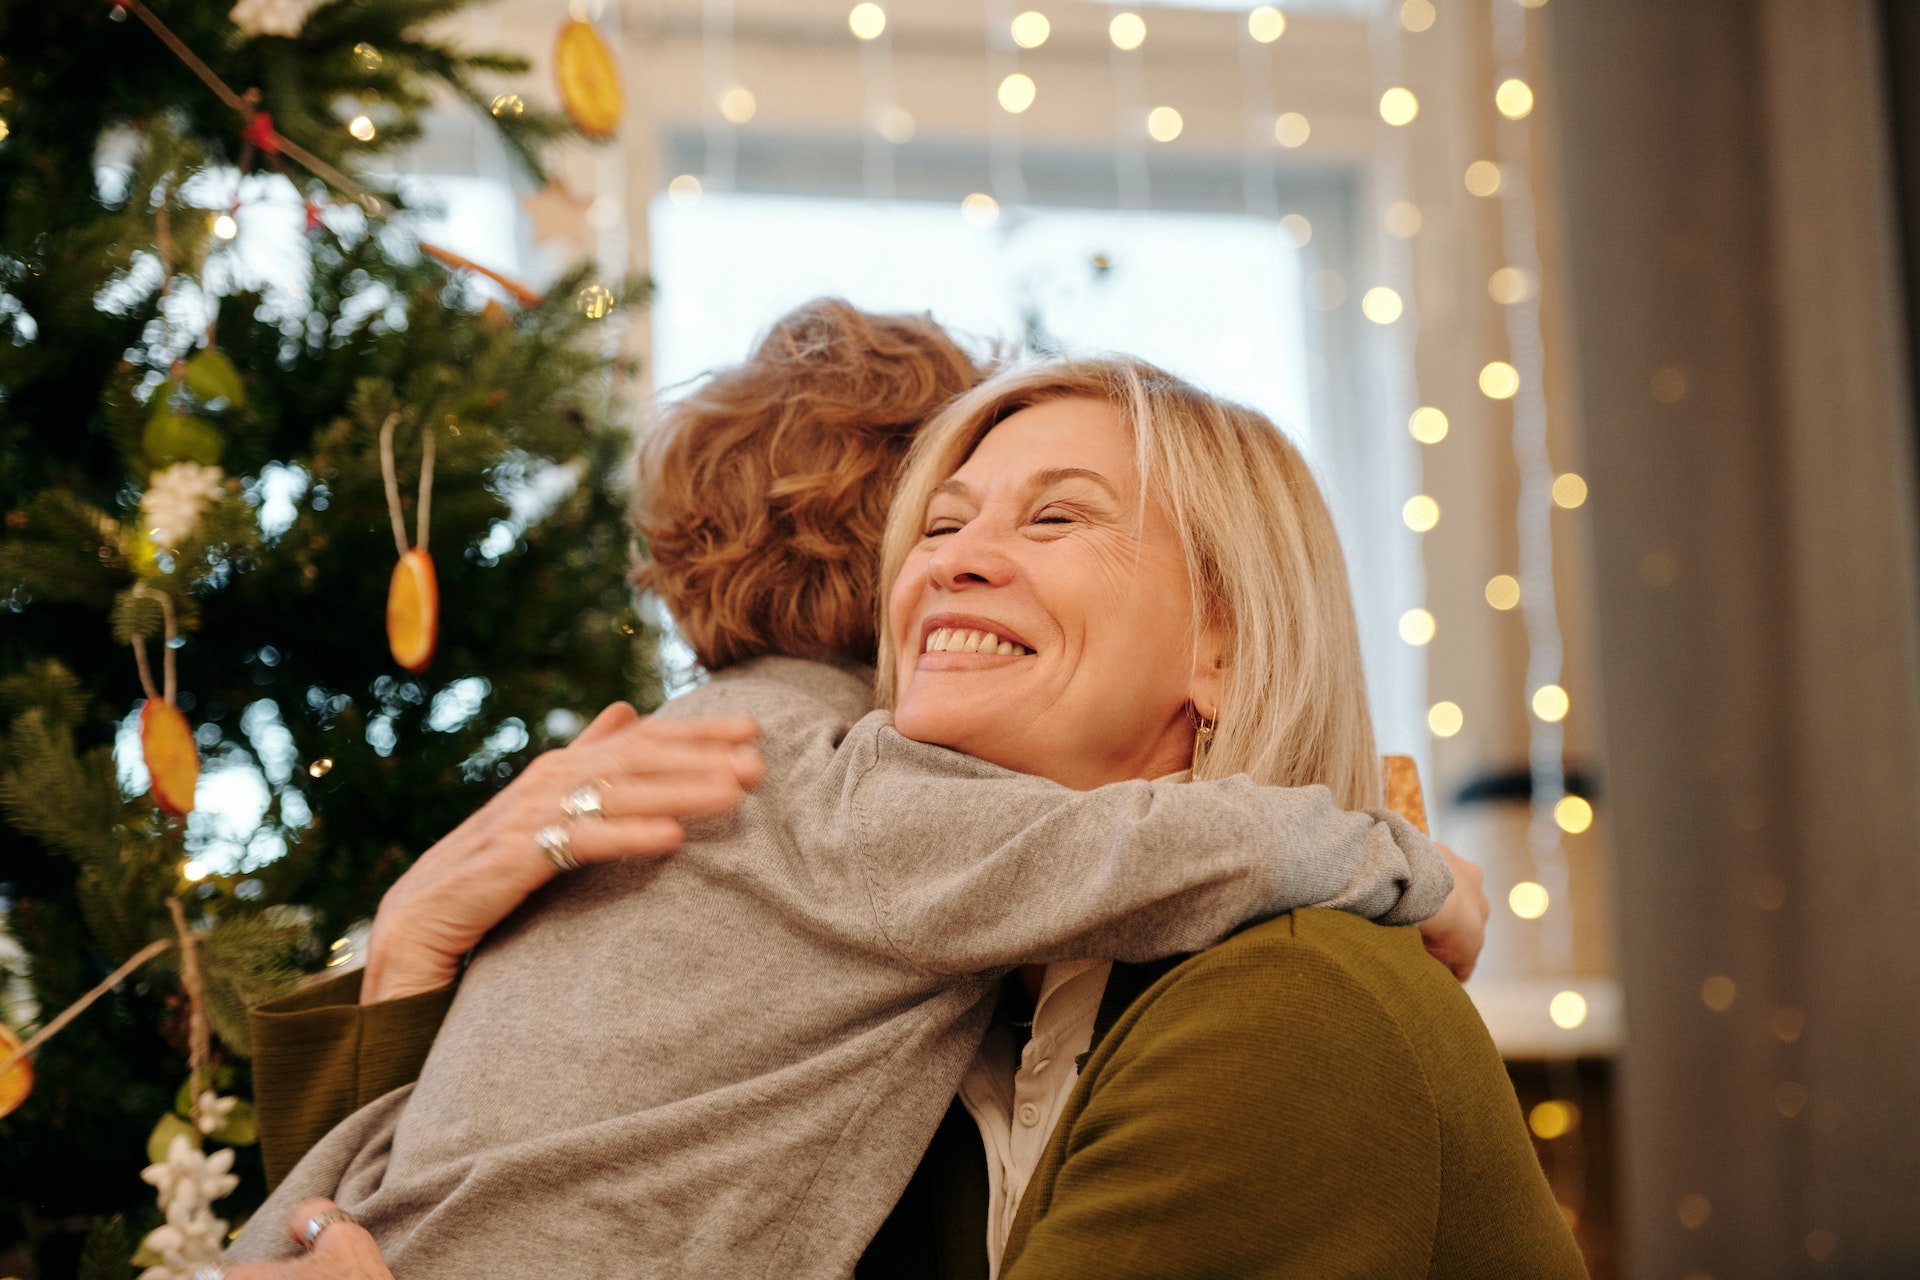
[631,298,983,671]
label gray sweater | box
[231,657,1449,1279]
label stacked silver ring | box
[538,781,608,873]
[300,1207,355,1251]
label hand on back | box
[360,703,765,1003]
[1418,843,1489,983]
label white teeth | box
[923,628,1033,655]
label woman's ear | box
[1189,616,1227,723]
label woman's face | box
[888,397,1220,790]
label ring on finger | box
[536,823,581,873]
[560,781,608,822]
[190,1268,227,1280]
[300,1207,356,1251]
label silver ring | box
[191,1268,227,1280]
[300,1206,355,1251]
[560,782,607,821]
[536,823,581,872]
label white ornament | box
[140,462,224,551]
[136,1133,238,1280]
[193,1090,238,1135]
[228,0,317,39]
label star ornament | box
[521,180,594,257]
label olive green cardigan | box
[250,910,1585,1279]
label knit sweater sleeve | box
[796,716,1449,974]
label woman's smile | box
[918,613,1037,662]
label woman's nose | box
[925,520,1016,591]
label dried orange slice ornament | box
[555,19,623,140]
[387,548,439,674]
[0,1023,33,1120]
[380,413,439,673]
[142,699,200,817]
[1381,754,1430,834]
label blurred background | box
[6,0,1920,1277]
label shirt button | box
[1018,1103,1041,1127]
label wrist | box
[360,907,461,1004]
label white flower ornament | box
[136,1133,238,1280]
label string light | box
[1486,574,1521,610]
[1409,406,1448,443]
[1011,10,1050,48]
[211,213,238,240]
[719,85,757,124]
[1651,365,1688,403]
[1531,683,1570,722]
[1248,6,1285,42]
[1146,106,1183,142]
[1529,1099,1578,1138]
[1400,0,1436,32]
[1361,287,1404,325]
[1677,1195,1712,1230]
[1279,213,1312,247]
[1427,701,1464,738]
[489,93,525,118]
[1398,608,1436,646]
[878,106,916,143]
[307,758,334,778]
[1548,990,1588,1029]
[849,3,886,40]
[182,860,209,882]
[1510,881,1550,919]
[1700,974,1736,1012]
[668,174,703,206]
[1402,494,1440,532]
[1385,200,1422,236]
[1489,266,1531,304]
[1479,360,1520,399]
[1464,160,1503,196]
[998,73,1037,114]
[1273,112,1310,148]
[961,192,999,228]
[1554,795,1593,834]
[1379,87,1419,126]
[1495,77,1535,119]
[1552,473,1588,508]
[348,115,377,141]
[574,283,616,319]
[1109,12,1146,51]
[353,42,382,70]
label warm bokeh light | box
[1409,406,1448,444]
[1273,112,1310,148]
[998,73,1037,114]
[1428,701,1464,738]
[878,105,916,143]
[1479,360,1520,399]
[348,115,376,141]
[1361,287,1404,325]
[1700,974,1737,1012]
[1771,1006,1806,1043]
[1485,574,1521,610]
[489,93,525,118]
[719,85,757,123]
[1146,106,1183,141]
[1554,794,1594,834]
[1531,683,1570,722]
[182,860,209,882]
[1496,77,1535,119]
[1677,1194,1712,1230]
[1401,0,1436,32]
[960,192,999,228]
[1385,200,1422,237]
[668,174,703,206]
[1528,1099,1579,1139]
[1011,10,1050,48]
[1398,608,1436,646]
[1488,266,1530,304]
[1465,160,1503,196]
[1509,881,1549,919]
[1279,213,1312,246]
[1552,473,1588,508]
[1248,6,1285,42]
[1109,11,1146,50]
[1379,87,1420,126]
[307,757,334,778]
[848,2,886,40]
[1402,495,1440,532]
[212,213,238,240]
[1651,365,1688,403]
[1548,990,1588,1029]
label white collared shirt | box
[956,959,1114,1278]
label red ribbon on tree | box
[241,110,280,155]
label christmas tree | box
[0,0,656,1274]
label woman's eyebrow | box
[929,477,974,501]
[1029,467,1121,500]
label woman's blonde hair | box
[876,357,1381,809]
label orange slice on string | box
[1381,754,1430,834]
[387,548,439,674]
[142,699,199,817]
[555,19,623,139]
[0,1022,32,1120]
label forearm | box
[838,723,1449,972]
[250,969,456,1189]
